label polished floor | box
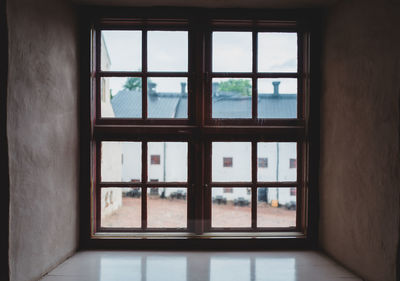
[40,251,361,281]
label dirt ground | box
[102,197,295,228]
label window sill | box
[91,231,306,240]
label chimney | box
[180,82,186,94]
[148,82,156,94]
[272,81,280,96]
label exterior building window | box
[151,155,160,165]
[258,158,268,168]
[223,157,233,168]
[89,12,311,238]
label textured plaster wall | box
[319,0,400,280]
[7,0,79,280]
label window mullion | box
[142,30,147,120]
[251,141,257,229]
[141,141,148,229]
[252,31,257,121]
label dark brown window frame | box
[81,8,320,246]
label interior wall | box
[319,0,400,280]
[7,0,80,280]
[0,0,9,279]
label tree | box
[123,77,142,91]
[218,79,251,96]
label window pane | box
[257,142,297,182]
[101,31,142,71]
[101,77,142,118]
[101,141,141,182]
[212,188,251,228]
[257,78,297,119]
[258,32,297,72]
[212,142,251,182]
[101,188,141,228]
[212,78,252,119]
[148,142,188,182]
[213,32,252,72]
[147,188,187,228]
[257,188,296,228]
[148,31,188,72]
[147,77,188,118]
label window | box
[223,157,233,168]
[90,13,311,237]
[223,188,233,193]
[150,155,160,165]
[258,158,268,168]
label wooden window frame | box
[80,7,320,247]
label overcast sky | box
[102,30,297,94]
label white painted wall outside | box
[119,141,296,205]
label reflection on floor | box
[40,251,361,281]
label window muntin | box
[92,18,307,235]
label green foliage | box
[123,77,142,91]
[218,79,251,96]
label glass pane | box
[257,188,296,228]
[101,188,141,228]
[212,188,251,228]
[258,32,297,72]
[148,31,188,72]
[101,77,142,118]
[148,142,188,182]
[213,32,252,72]
[147,77,188,118]
[101,30,142,71]
[257,78,297,119]
[212,78,252,119]
[212,142,251,182]
[101,141,141,182]
[257,142,297,182]
[147,188,187,228]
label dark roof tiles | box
[111,91,296,119]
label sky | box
[102,30,297,94]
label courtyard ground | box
[102,197,296,228]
